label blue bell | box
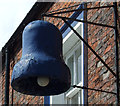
[11,20,71,96]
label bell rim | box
[11,56,71,96]
[11,74,71,96]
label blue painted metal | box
[60,4,84,38]
[44,96,50,105]
[11,20,71,96]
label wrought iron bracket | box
[72,85,117,95]
[46,5,114,15]
[43,14,115,28]
[42,14,116,77]
[62,18,116,77]
[42,2,119,104]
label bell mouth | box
[11,76,70,96]
[11,57,71,96]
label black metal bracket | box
[72,85,116,95]
[46,5,114,15]
[42,13,116,77]
[42,2,119,104]
[43,14,115,28]
[62,18,116,77]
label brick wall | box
[87,2,119,104]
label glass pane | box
[79,90,82,104]
[71,93,79,104]
[76,24,82,35]
[75,47,82,84]
[78,55,82,83]
[67,55,74,85]
[67,98,71,104]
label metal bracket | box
[72,85,116,95]
[42,2,119,104]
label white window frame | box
[50,19,84,105]
[64,41,82,85]
[63,22,84,104]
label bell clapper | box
[37,77,49,87]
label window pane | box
[67,98,71,104]
[79,90,82,104]
[71,93,79,104]
[76,24,82,35]
[75,48,82,84]
[78,55,82,83]
[67,55,74,85]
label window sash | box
[64,22,84,104]
[65,43,82,85]
[67,90,82,104]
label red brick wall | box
[87,2,119,104]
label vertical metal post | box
[44,96,50,105]
[5,48,10,105]
[113,2,119,105]
[84,3,88,105]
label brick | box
[96,61,103,68]
[104,45,112,54]
[103,71,110,80]
[105,57,112,64]
[88,82,95,89]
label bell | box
[11,20,71,96]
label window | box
[63,22,84,104]
[50,5,84,105]
[67,91,82,104]
[65,43,82,85]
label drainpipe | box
[5,48,10,105]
